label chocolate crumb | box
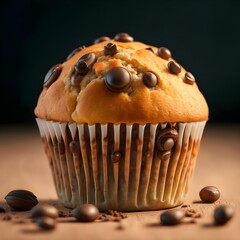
[58,210,72,218]
[116,222,125,230]
[99,210,127,222]
[2,214,12,221]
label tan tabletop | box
[0,124,239,240]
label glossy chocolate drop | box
[114,33,134,42]
[75,53,96,76]
[156,128,178,151]
[158,47,172,60]
[43,64,62,88]
[143,72,158,88]
[105,67,131,93]
[185,72,195,85]
[168,61,181,74]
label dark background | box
[1,0,240,125]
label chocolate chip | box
[104,43,118,56]
[111,152,121,163]
[145,47,155,53]
[67,46,85,60]
[158,47,172,60]
[94,36,111,44]
[143,72,158,88]
[199,186,220,203]
[72,204,99,222]
[69,141,80,154]
[168,61,181,74]
[156,128,178,152]
[71,71,84,86]
[43,64,62,88]
[214,205,234,225]
[184,72,195,85]
[105,67,132,93]
[114,33,134,42]
[36,217,56,230]
[5,190,38,211]
[160,209,185,225]
[31,205,59,219]
[75,53,96,76]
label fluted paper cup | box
[36,119,206,211]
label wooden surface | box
[0,124,239,240]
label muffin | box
[35,33,208,211]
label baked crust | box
[35,40,208,124]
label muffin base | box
[36,119,206,211]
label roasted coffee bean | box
[43,64,62,88]
[143,72,158,88]
[105,67,131,93]
[160,209,185,225]
[5,190,38,211]
[214,205,234,225]
[199,186,220,203]
[111,152,121,163]
[69,141,80,154]
[31,205,59,219]
[114,33,134,42]
[168,61,181,74]
[184,72,195,85]
[94,36,111,44]
[75,53,96,76]
[72,204,99,222]
[158,47,172,60]
[36,217,56,230]
[104,43,118,56]
[156,128,178,151]
[67,45,85,60]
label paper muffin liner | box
[36,119,206,211]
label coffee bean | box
[111,152,121,163]
[72,204,99,222]
[158,47,172,60]
[184,72,195,85]
[214,205,234,225]
[69,141,80,154]
[5,190,38,211]
[43,64,62,88]
[114,33,134,42]
[105,67,132,93]
[94,36,111,44]
[31,205,59,219]
[168,61,181,74]
[75,53,96,76]
[36,217,56,230]
[143,72,158,88]
[104,43,118,56]
[199,186,220,203]
[156,128,178,152]
[160,209,185,225]
[67,45,85,60]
